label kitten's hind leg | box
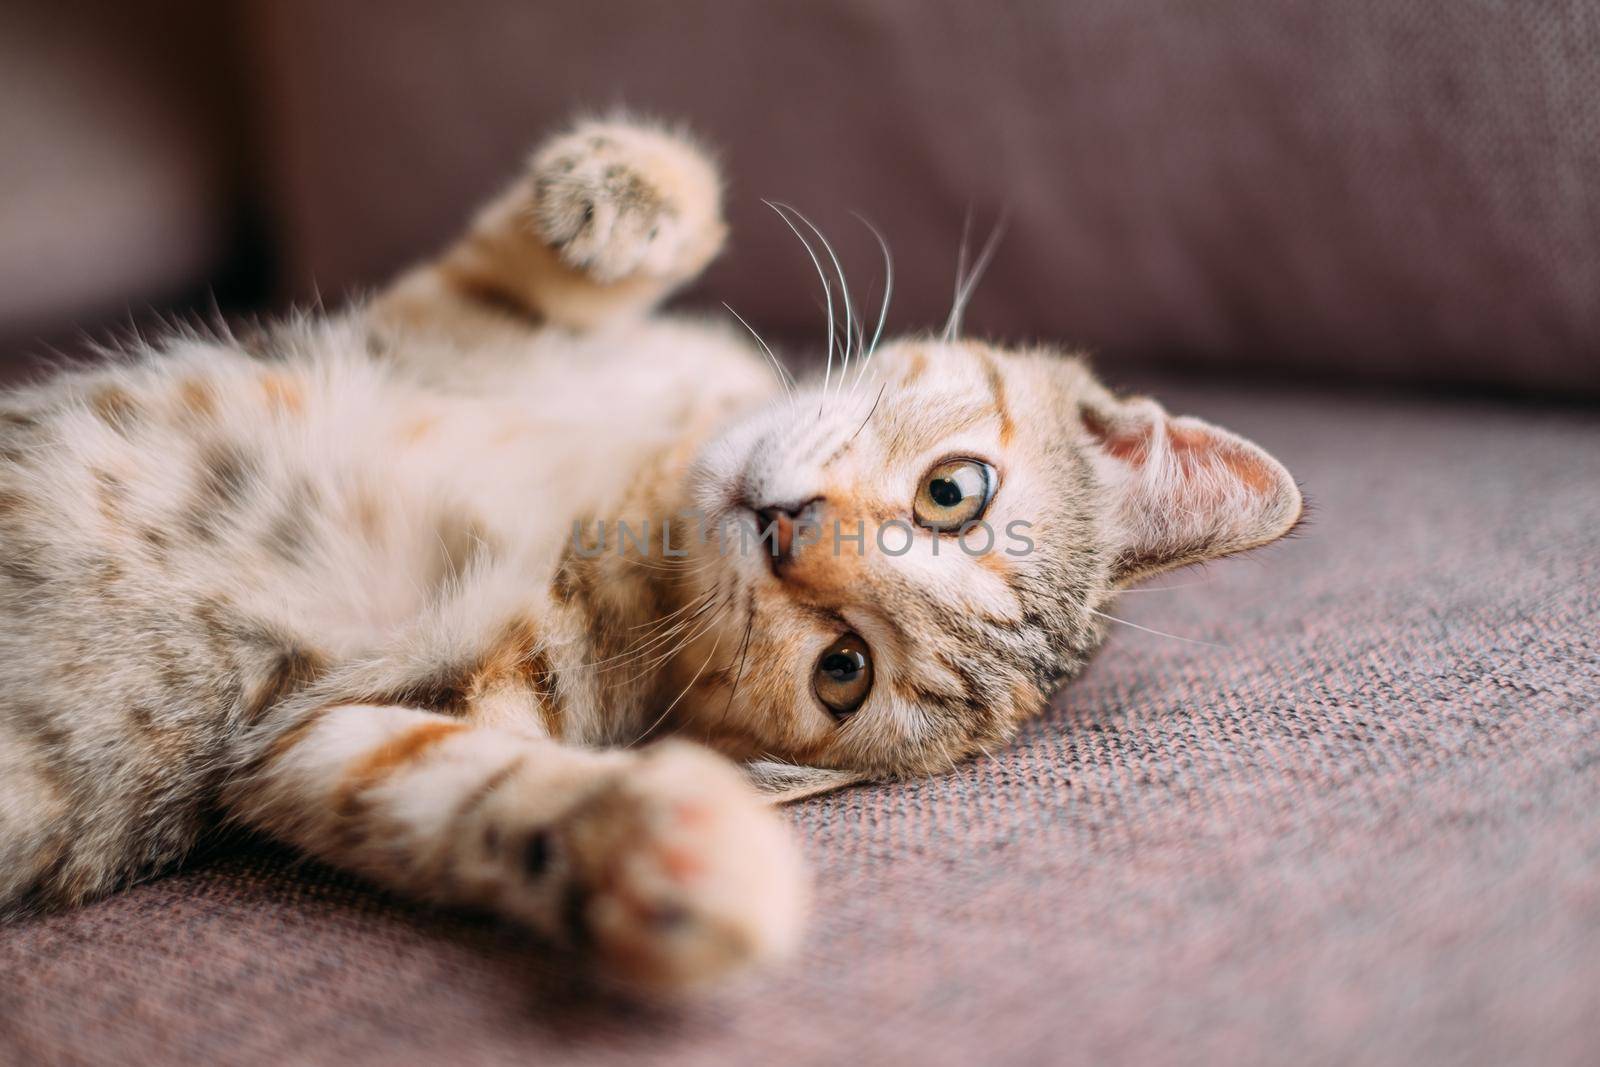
[225,704,804,989]
[376,118,727,334]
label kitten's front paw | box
[529,121,727,285]
[484,741,805,989]
[555,742,807,988]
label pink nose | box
[749,498,821,573]
[754,507,796,559]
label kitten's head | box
[674,339,1301,792]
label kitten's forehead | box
[873,339,995,390]
[868,340,1092,449]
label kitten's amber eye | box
[913,458,996,530]
[813,633,873,719]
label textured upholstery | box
[248,0,1600,395]
[4,378,1596,1065]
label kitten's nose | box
[750,498,821,572]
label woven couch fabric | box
[1,379,1597,1066]
[248,0,1600,394]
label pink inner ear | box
[1079,401,1151,461]
[1084,405,1275,496]
[1081,399,1299,578]
[1168,422,1276,493]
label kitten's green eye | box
[913,458,996,530]
[813,633,873,719]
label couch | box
[2,4,1597,1064]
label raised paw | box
[477,741,806,989]
[528,120,727,285]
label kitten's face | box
[675,340,1301,780]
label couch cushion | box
[248,0,1600,395]
[0,3,235,344]
[1,379,1595,1065]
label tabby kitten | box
[0,117,1301,988]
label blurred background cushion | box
[245,0,1600,395]
[0,1,245,352]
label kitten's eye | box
[812,633,873,719]
[914,458,996,530]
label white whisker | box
[764,200,837,413]
[630,588,716,632]
[771,203,856,401]
[723,302,795,404]
[581,590,717,670]
[943,210,1009,341]
[945,209,974,343]
[596,593,722,680]
[850,212,895,385]
[631,623,727,746]
[615,595,729,687]
[1087,607,1226,648]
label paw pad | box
[527,123,723,285]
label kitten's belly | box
[394,314,778,554]
[0,314,776,664]
[289,314,777,647]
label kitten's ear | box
[1078,393,1303,584]
[744,761,864,804]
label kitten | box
[0,117,1301,988]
